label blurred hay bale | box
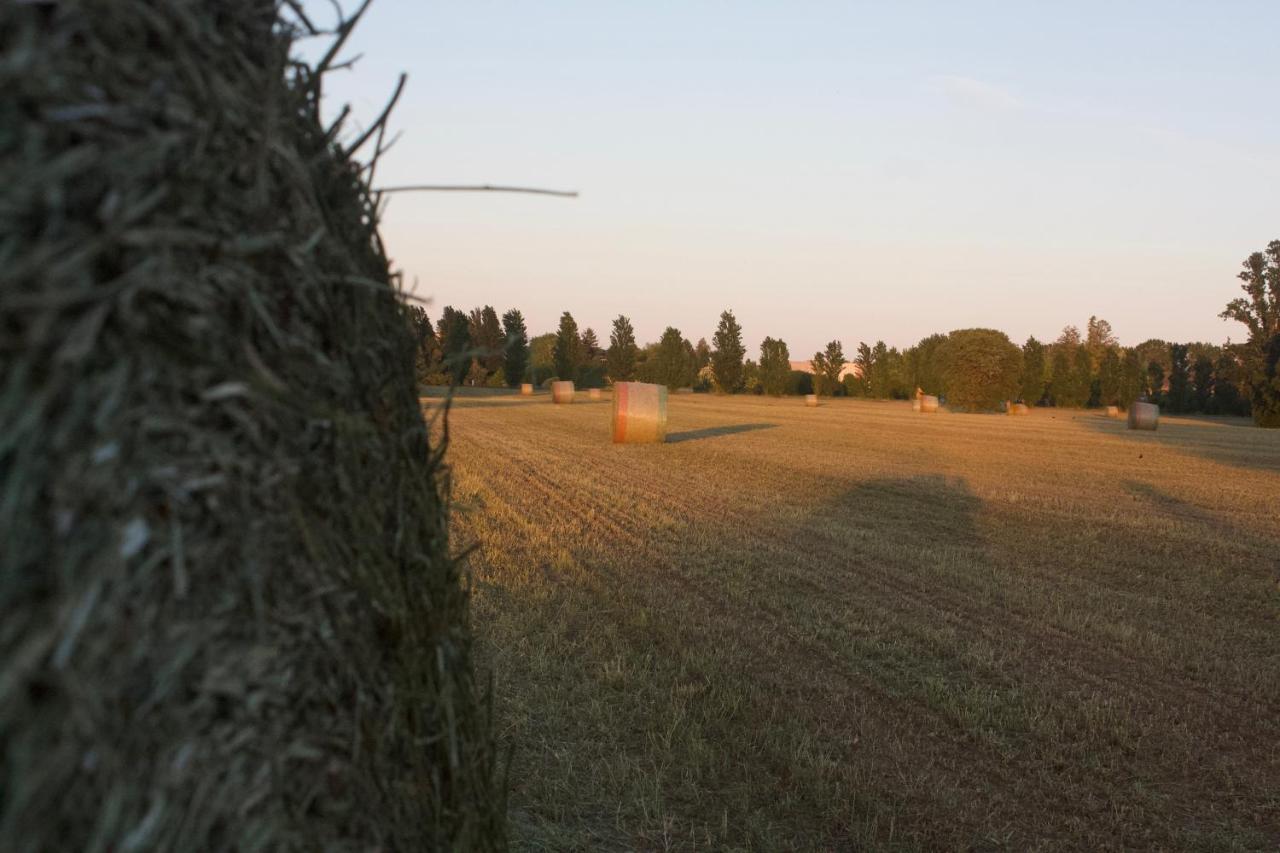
[588,388,602,401]
[1128,402,1159,431]
[552,381,575,403]
[1106,405,1122,418]
[919,395,940,413]
[1008,403,1030,415]
[521,382,534,395]
[0,2,503,850]
[912,399,921,412]
[805,394,819,407]
[612,382,668,443]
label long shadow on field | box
[1081,412,1280,472]
[665,422,777,444]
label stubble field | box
[428,389,1280,851]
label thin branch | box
[375,184,579,198]
[344,72,406,158]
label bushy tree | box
[694,338,712,370]
[742,359,762,394]
[501,308,529,387]
[407,305,439,385]
[528,332,556,386]
[711,310,747,393]
[1213,351,1247,416]
[439,305,472,384]
[1048,346,1073,406]
[651,327,691,389]
[759,336,791,396]
[940,328,1022,411]
[1192,354,1214,413]
[607,315,638,382]
[1085,315,1118,368]
[810,340,845,396]
[1167,344,1191,413]
[1020,336,1046,404]
[552,311,583,382]
[1071,345,1094,407]
[467,305,504,376]
[1118,349,1144,408]
[1146,361,1165,403]
[579,327,606,388]
[906,333,948,396]
[849,343,873,397]
[1097,347,1122,407]
[1221,240,1280,426]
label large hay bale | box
[1008,403,1030,416]
[612,382,668,443]
[521,382,534,395]
[1128,401,1160,431]
[919,395,940,413]
[1106,405,1122,418]
[0,3,503,850]
[552,380,575,403]
[589,388,602,401]
[805,394,819,407]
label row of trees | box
[408,239,1280,425]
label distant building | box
[789,359,862,381]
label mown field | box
[427,389,1280,851]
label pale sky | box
[304,1,1279,355]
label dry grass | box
[428,389,1280,851]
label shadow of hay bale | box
[0,2,503,850]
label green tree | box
[1071,345,1094,407]
[552,311,583,382]
[500,309,530,387]
[581,327,601,359]
[1118,349,1144,408]
[1020,336,1046,404]
[607,315,638,382]
[759,336,792,396]
[1192,354,1214,413]
[1167,344,1192,413]
[1146,361,1165,403]
[850,342,874,397]
[867,341,892,398]
[1221,240,1280,426]
[940,328,1022,411]
[1097,347,1122,407]
[407,305,439,385]
[1085,315,1118,368]
[694,337,712,370]
[651,327,691,390]
[810,340,845,396]
[1047,347,1072,406]
[711,310,747,393]
[438,305,472,384]
[468,305,504,375]
[528,333,556,385]
[906,333,948,396]
[742,359,762,394]
[1212,351,1246,416]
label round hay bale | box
[919,395,940,413]
[588,388,602,401]
[1106,405,1122,418]
[805,394,819,407]
[911,399,921,412]
[1128,401,1159,431]
[520,383,533,396]
[1008,403,1030,416]
[552,380,575,404]
[612,382,668,443]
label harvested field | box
[427,390,1280,850]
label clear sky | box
[304,1,1279,354]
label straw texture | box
[612,382,668,444]
[1128,402,1160,431]
[0,2,503,850]
[552,381,575,403]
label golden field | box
[426,389,1280,851]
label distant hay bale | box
[805,394,819,407]
[912,399,921,412]
[1008,403,1030,416]
[612,382,668,443]
[1106,405,1122,418]
[521,383,533,395]
[589,388,602,401]
[919,395,940,413]
[675,387,695,395]
[1128,401,1159,431]
[552,380,575,403]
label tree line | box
[409,240,1280,426]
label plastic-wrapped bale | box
[1008,403,1030,416]
[919,395,940,413]
[1128,401,1159,431]
[588,388,602,401]
[612,382,668,444]
[805,394,819,407]
[552,381,575,404]
[520,383,533,396]
[1106,405,1121,418]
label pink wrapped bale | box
[551,381,575,404]
[1127,401,1159,431]
[612,382,667,444]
